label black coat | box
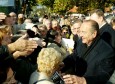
[100,23,115,49]
[0,45,38,84]
[0,45,16,83]
[62,36,115,84]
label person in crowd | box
[0,12,6,23]
[39,17,43,24]
[18,13,25,25]
[43,14,48,24]
[38,24,48,39]
[0,25,38,83]
[110,17,115,30]
[52,20,61,32]
[61,20,115,84]
[0,25,13,45]
[9,12,22,35]
[46,29,68,59]
[64,17,71,26]
[9,12,17,24]
[90,9,115,49]
[3,15,14,26]
[29,48,63,84]
[61,25,71,39]
[106,19,115,84]
[59,15,65,27]
[0,25,37,83]
[44,19,52,30]
[90,9,115,84]
[70,19,83,50]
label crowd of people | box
[0,8,115,84]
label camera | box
[51,71,64,84]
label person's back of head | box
[37,48,62,76]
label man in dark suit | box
[90,9,115,84]
[90,9,115,49]
[62,20,115,84]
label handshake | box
[29,37,46,47]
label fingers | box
[19,34,28,39]
[26,40,38,49]
[14,38,38,51]
[63,74,74,84]
[63,75,78,84]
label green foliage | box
[0,7,9,14]
[53,0,75,14]
[36,0,115,14]
[37,0,54,8]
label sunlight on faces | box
[71,23,81,35]
[44,20,52,30]
[38,25,48,38]
[90,13,102,25]
[52,20,59,29]
[80,22,97,46]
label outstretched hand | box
[63,74,86,84]
[14,34,38,51]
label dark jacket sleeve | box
[0,45,10,60]
[0,45,15,66]
[12,59,37,84]
[61,52,87,76]
[84,49,115,84]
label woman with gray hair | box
[29,48,63,84]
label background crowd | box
[0,8,115,84]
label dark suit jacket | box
[62,36,115,84]
[100,23,115,49]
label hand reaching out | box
[63,74,86,84]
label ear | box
[92,31,97,38]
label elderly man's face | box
[80,22,96,46]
